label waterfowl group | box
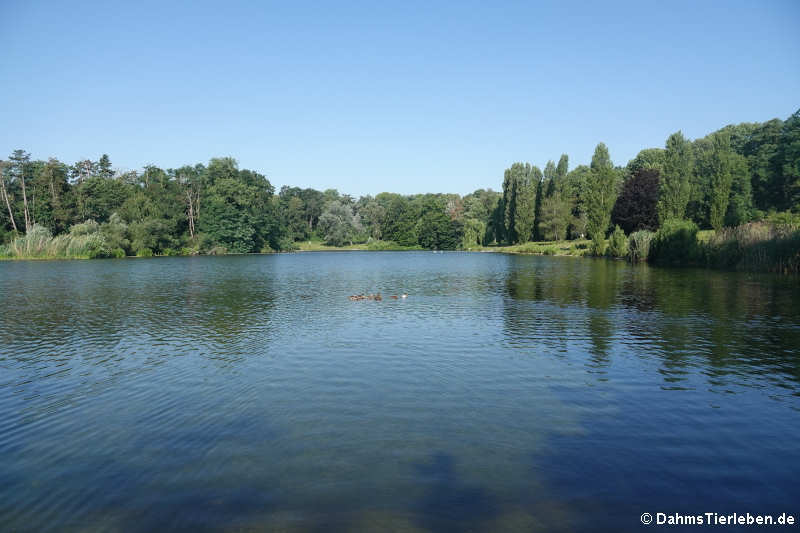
[349,293,381,301]
[349,293,407,301]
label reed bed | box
[0,225,120,259]
[707,222,800,274]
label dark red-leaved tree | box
[611,168,660,234]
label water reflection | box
[502,255,800,396]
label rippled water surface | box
[1,252,799,532]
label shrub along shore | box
[2,110,798,272]
[3,219,797,275]
[479,218,799,275]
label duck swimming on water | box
[349,292,405,301]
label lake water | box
[1,252,799,532]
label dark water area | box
[1,252,798,532]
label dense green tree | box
[724,154,752,226]
[31,158,72,234]
[119,190,160,223]
[197,159,278,253]
[501,166,518,243]
[198,178,257,253]
[100,213,130,255]
[543,159,557,203]
[727,120,780,211]
[300,188,325,233]
[686,136,712,227]
[562,164,589,205]
[586,143,619,242]
[382,195,419,246]
[462,192,488,222]
[416,197,462,250]
[626,148,665,177]
[543,160,556,182]
[538,191,572,241]
[707,133,741,230]
[358,197,386,240]
[545,178,557,199]
[561,164,591,238]
[460,188,500,245]
[73,176,131,223]
[323,188,341,205]
[692,132,752,229]
[516,165,539,243]
[279,187,310,241]
[532,177,544,239]
[775,110,800,211]
[205,157,238,185]
[98,154,113,179]
[130,218,176,255]
[461,217,486,249]
[286,196,308,240]
[658,132,693,223]
[555,154,569,181]
[501,163,538,243]
[488,199,503,243]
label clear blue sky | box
[1,1,798,196]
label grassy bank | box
[295,239,423,252]
[297,238,595,257]
[470,239,592,256]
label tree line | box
[0,109,797,257]
[497,109,799,254]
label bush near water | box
[623,215,800,274]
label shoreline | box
[2,236,797,275]
[0,240,592,261]
[0,241,622,262]
[290,238,593,257]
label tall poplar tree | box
[517,165,540,242]
[657,132,693,223]
[502,163,538,243]
[501,166,517,243]
[556,154,569,181]
[533,177,544,239]
[708,134,735,230]
[543,160,556,182]
[586,143,619,241]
